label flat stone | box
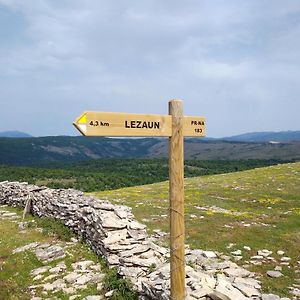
[231,250,242,256]
[262,294,280,300]
[234,277,261,288]
[277,250,285,256]
[90,273,105,283]
[280,257,291,262]
[224,268,251,278]
[69,296,81,300]
[103,229,127,245]
[267,270,283,278]
[49,266,62,274]
[128,228,148,240]
[51,278,66,290]
[208,291,231,300]
[251,255,264,260]
[84,296,103,300]
[30,266,50,276]
[121,256,159,267]
[258,249,273,257]
[35,245,65,262]
[72,260,94,270]
[203,251,217,258]
[120,244,150,258]
[43,274,58,282]
[76,274,93,285]
[64,272,82,283]
[232,282,260,297]
[33,275,43,281]
[43,283,54,291]
[105,290,114,297]
[129,220,146,230]
[13,242,39,254]
[107,254,119,265]
[101,212,127,229]
[63,287,76,294]
[90,264,101,272]
[190,287,213,299]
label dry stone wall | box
[0,181,288,300]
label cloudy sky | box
[0,0,299,137]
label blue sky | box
[0,0,299,137]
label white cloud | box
[0,0,299,136]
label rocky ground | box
[0,180,299,300]
[0,206,111,300]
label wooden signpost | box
[73,100,206,300]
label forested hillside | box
[0,159,288,192]
[0,136,299,165]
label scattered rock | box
[258,249,272,257]
[30,266,50,276]
[261,294,280,300]
[231,250,242,256]
[35,245,65,263]
[84,296,103,300]
[280,257,291,262]
[203,251,217,258]
[266,270,283,278]
[105,290,114,297]
[13,242,39,254]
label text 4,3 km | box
[89,120,109,127]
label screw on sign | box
[73,99,206,300]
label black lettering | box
[136,120,142,128]
[125,121,130,128]
[131,121,136,128]
[154,122,160,129]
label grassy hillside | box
[0,136,299,165]
[93,162,300,296]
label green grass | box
[93,162,300,297]
[0,207,137,300]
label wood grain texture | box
[183,116,206,137]
[74,111,206,137]
[74,112,172,137]
[169,99,185,300]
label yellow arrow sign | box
[73,111,205,137]
[73,111,172,137]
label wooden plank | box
[73,111,172,137]
[183,116,206,137]
[74,111,206,137]
[169,99,185,300]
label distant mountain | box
[0,135,299,166]
[222,131,300,142]
[0,131,32,138]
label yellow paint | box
[78,113,87,124]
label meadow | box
[93,162,300,296]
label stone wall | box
[0,181,286,300]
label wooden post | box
[169,99,185,300]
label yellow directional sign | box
[73,111,205,137]
[73,111,172,137]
